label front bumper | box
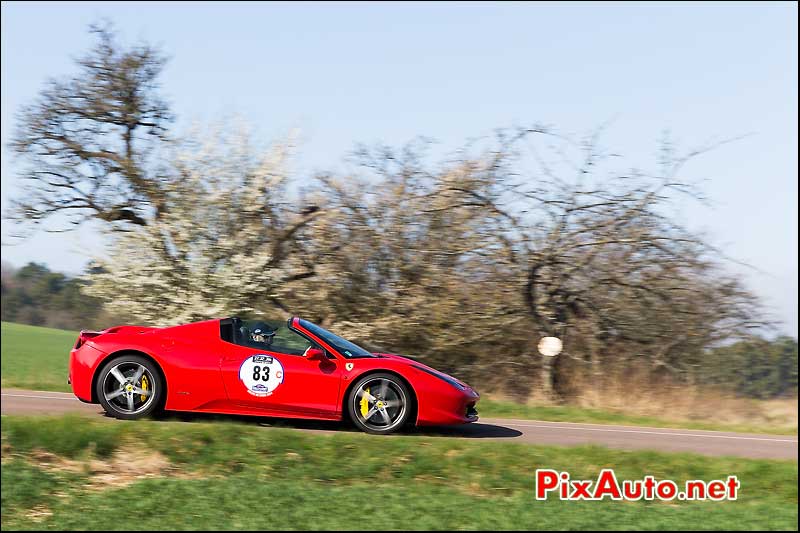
[416,387,480,426]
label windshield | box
[297,319,375,358]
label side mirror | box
[305,347,325,359]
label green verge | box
[1,321,796,435]
[1,415,797,530]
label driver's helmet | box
[250,322,276,345]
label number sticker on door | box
[239,355,284,397]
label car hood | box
[373,352,418,363]
[373,352,471,389]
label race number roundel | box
[239,355,284,397]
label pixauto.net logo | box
[535,469,740,501]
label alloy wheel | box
[101,362,156,415]
[353,377,407,432]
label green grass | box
[1,415,797,530]
[1,322,75,392]
[0,321,796,435]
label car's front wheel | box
[348,373,412,434]
[96,355,163,420]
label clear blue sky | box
[1,1,797,335]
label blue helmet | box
[250,322,276,345]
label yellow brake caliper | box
[140,375,149,402]
[360,387,370,417]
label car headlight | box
[412,365,467,390]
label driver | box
[250,322,276,346]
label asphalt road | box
[2,388,796,460]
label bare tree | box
[7,23,172,233]
[428,127,767,398]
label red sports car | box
[69,317,479,434]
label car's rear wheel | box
[348,373,411,434]
[96,355,163,420]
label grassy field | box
[1,322,75,392]
[1,415,797,530]
[1,321,796,435]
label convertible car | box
[68,317,479,434]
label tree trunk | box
[540,355,556,402]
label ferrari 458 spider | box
[69,317,479,434]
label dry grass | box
[509,370,798,431]
[27,445,190,491]
[24,504,53,523]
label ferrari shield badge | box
[345,362,354,371]
[239,355,284,397]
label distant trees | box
[700,336,798,399]
[0,262,116,330]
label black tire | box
[95,354,164,420]
[347,372,412,435]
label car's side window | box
[270,326,314,356]
[234,319,315,356]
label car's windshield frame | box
[295,318,376,359]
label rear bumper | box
[69,343,105,403]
